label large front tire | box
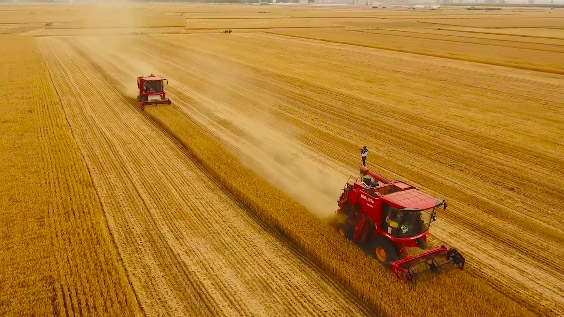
[372,237,399,264]
[415,237,426,250]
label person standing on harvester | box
[361,146,368,166]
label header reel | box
[390,246,465,284]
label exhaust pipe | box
[359,166,392,184]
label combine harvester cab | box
[137,74,171,110]
[335,166,465,284]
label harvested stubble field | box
[1,3,563,316]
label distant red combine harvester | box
[137,75,171,110]
[334,166,465,283]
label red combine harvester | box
[137,75,171,110]
[335,166,465,283]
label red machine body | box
[137,75,171,110]
[335,166,465,283]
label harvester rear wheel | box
[337,223,353,239]
[372,237,399,264]
[415,237,426,250]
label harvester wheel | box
[415,237,426,250]
[337,223,353,239]
[372,237,399,264]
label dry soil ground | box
[1,3,563,316]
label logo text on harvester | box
[360,194,374,204]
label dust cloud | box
[174,55,350,218]
[76,22,351,218]
[212,111,347,218]
[214,108,347,218]
[79,3,163,98]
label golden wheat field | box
[1,2,563,316]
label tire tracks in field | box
[148,34,564,224]
[265,31,564,75]
[352,29,564,54]
[109,33,564,314]
[370,27,564,48]
[440,27,564,41]
[132,34,564,248]
[38,36,374,317]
